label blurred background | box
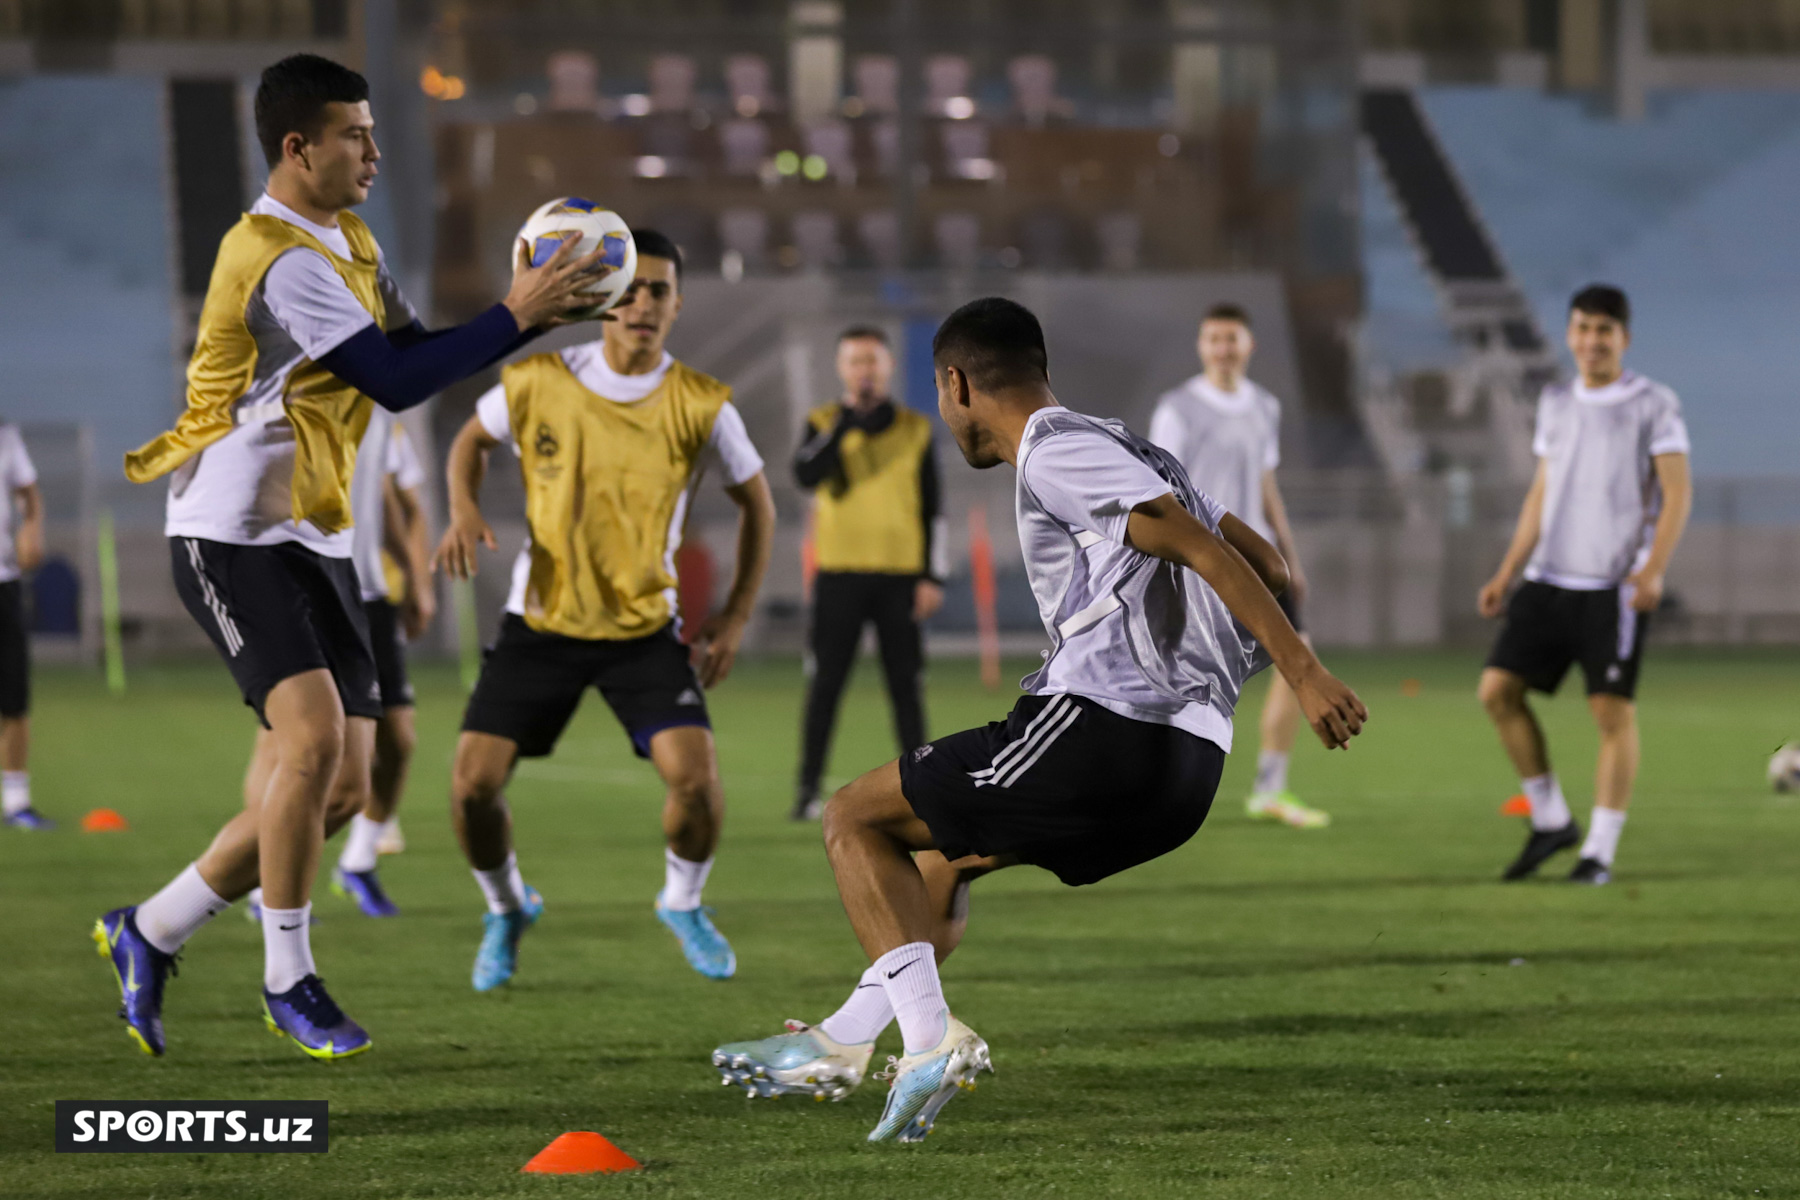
[4,0,1800,668]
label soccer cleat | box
[655,899,736,980]
[789,791,823,822]
[1568,857,1612,885]
[261,974,371,1060]
[471,886,544,992]
[5,807,55,830]
[332,865,400,918]
[1501,821,1582,881]
[712,1020,874,1101]
[867,1016,994,1143]
[1245,790,1330,829]
[92,907,176,1056]
[375,819,406,856]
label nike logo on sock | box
[885,960,918,980]
[856,982,883,990]
[278,922,303,931]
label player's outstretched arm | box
[1126,493,1367,749]
[1625,451,1691,613]
[694,472,776,688]
[432,415,500,580]
[1478,459,1547,618]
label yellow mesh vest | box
[504,354,730,640]
[124,212,384,534]
[809,404,932,574]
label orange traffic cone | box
[1500,794,1531,818]
[81,808,129,832]
[520,1131,641,1175]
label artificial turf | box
[2,648,1798,1198]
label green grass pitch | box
[3,649,1799,1198]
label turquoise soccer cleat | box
[867,1016,994,1143]
[471,886,544,993]
[654,899,735,980]
[712,1020,874,1101]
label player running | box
[0,422,48,830]
[1148,302,1326,828]
[1478,284,1691,885]
[435,230,775,991]
[711,298,1366,1142]
[93,53,604,1059]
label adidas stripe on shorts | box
[899,692,1224,887]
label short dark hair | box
[932,297,1048,393]
[838,325,890,347]
[630,228,684,283]
[1202,302,1252,329]
[1570,284,1629,327]
[255,54,369,168]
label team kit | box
[70,56,1686,1144]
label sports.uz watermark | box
[55,1101,327,1153]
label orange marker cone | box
[520,1131,641,1175]
[81,808,129,832]
[1500,794,1531,818]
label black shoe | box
[789,791,823,822]
[1501,821,1581,881]
[1567,857,1611,885]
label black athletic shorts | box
[1486,580,1649,699]
[364,598,415,709]
[1277,586,1304,635]
[461,614,710,759]
[899,692,1224,887]
[0,579,28,718]
[170,537,382,725]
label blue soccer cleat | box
[655,899,735,980]
[331,865,399,917]
[867,1016,994,1143]
[471,886,544,992]
[92,907,176,1057]
[712,1019,874,1101]
[261,974,371,1061]
[5,807,55,830]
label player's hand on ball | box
[694,611,748,688]
[1477,573,1510,619]
[432,510,496,580]
[1624,570,1663,612]
[1296,666,1367,750]
[503,236,616,330]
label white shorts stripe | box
[969,695,1072,783]
[185,539,244,657]
[989,699,1082,789]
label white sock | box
[473,852,526,915]
[876,942,947,1055]
[659,848,713,912]
[379,816,403,841]
[1580,806,1627,866]
[136,863,231,954]
[1521,772,1571,832]
[1,770,28,815]
[1254,751,1289,795]
[261,904,316,993]
[818,964,895,1046]
[337,814,384,874]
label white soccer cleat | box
[867,1016,993,1143]
[711,1020,875,1101]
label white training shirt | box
[472,343,766,617]
[163,192,417,557]
[1146,374,1282,542]
[1017,406,1238,750]
[350,409,429,602]
[1524,371,1690,590]
[0,425,40,583]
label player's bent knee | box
[1477,670,1526,717]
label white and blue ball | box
[1767,742,1800,792]
[516,197,636,321]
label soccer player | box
[1149,303,1325,829]
[711,298,1366,1142]
[93,53,605,1059]
[435,230,776,991]
[790,326,947,821]
[1478,284,1691,885]
[0,422,48,830]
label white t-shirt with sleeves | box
[163,193,417,557]
[0,425,39,583]
[1018,407,1237,750]
[350,408,432,601]
[1524,371,1691,590]
[473,344,766,617]
[1146,374,1282,542]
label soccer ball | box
[1767,742,1800,792]
[515,197,637,321]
